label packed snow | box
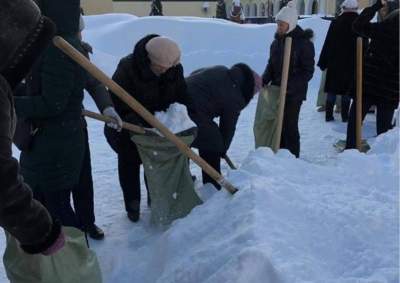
[154,103,196,134]
[1,14,398,283]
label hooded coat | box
[262,26,315,102]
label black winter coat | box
[186,65,250,154]
[262,26,315,102]
[110,35,188,127]
[353,2,399,106]
[318,12,360,94]
[106,34,189,153]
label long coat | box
[353,2,399,106]
[186,65,252,154]
[318,12,360,95]
[262,26,315,102]
[0,75,54,251]
[14,36,86,192]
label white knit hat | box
[276,0,298,34]
[341,0,359,10]
[233,0,241,6]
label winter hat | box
[145,36,181,68]
[230,63,256,106]
[0,0,56,88]
[341,0,359,11]
[276,0,298,33]
[233,0,241,6]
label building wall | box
[113,2,217,17]
[84,0,372,18]
[81,0,113,14]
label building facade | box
[81,0,372,18]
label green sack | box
[3,227,102,283]
[316,69,327,107]
[253,85,281,149]
[131,128,202,226]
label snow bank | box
[98,128,398,283]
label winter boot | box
[87,224,105,240]
[325,101,335,122]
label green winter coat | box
[14,36,86,192]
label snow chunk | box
[154,103,196,134]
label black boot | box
[325,101,335,122]
[127,210,140,222]
[87,224,105,240]
[126,200,140,222]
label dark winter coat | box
[186,64,254,154]
[107,34,189,153]
[216,0,227,19]
[14,36,86,192]
[262,26,315,102]
[353,1,399,106]
[318,12,360,95]
[111,35,188,126]
[0,75,62,254]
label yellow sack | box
[253,85,281,149]
[3,227,102,283]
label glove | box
[103,107,123,132]
[42,229,65,256]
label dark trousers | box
[118,147,142,213]
[346,96,396,149]
[72,128,95,230]
[34,189,79,229]
[280,100,302,158]
[326,93,351,121]
[199,150,221,190]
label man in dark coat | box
[105,34,188,222]
[0,0,64,256]
[14,0,86,228]
[345,0,399,149]
[262,1,315,158]
[186,64,261,189]
[318,0,360,122]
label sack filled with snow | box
[3,228,102,283]
[152,103,196,135]
[253,85,281,149]
[130,128,202,225]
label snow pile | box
[154,103,196,134]
[97,128,399,283]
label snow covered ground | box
[0,15,398,283]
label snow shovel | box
[54,36,238,194]
[356,37,363,152]
[273,37,292,153]
[223,154,237,170]
[82,109,146,134]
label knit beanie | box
[276,0,298,33]
[145,36,181,68]
[341,0,359,11]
